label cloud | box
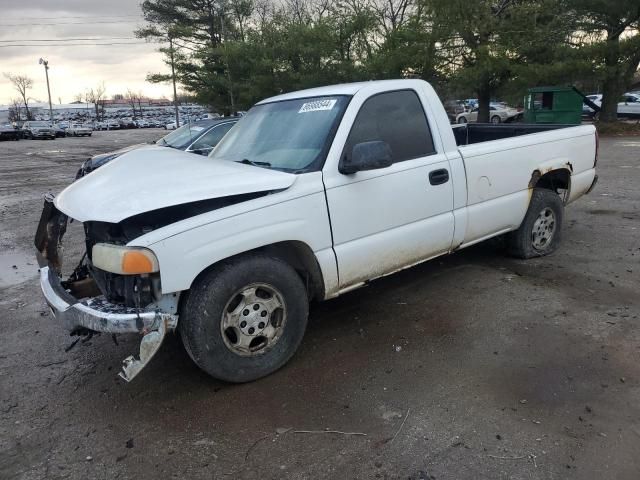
[0,1,173,103]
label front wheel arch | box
[186,241,326,303]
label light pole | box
[39,58,54,124]
[168,36,180,128]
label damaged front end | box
[34,194,178,382]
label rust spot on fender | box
[528,170,542,189]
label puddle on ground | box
[0,251,38,288]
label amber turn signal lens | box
[122,251,155,274]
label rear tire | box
[506,188,563,259]
[491,115,501,124]
[179,254,309,383]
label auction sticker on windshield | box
[298,99,337,113]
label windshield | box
[157,123,207,149]
[209,95,350,172]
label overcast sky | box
[0,0,171,105]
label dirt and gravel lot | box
[1,130,639,480]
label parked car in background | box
[22,121,56,139]
[444,100,468,123]
[76,117,238,177]
[52,124,67,138]
[464,98,479,109]
[66,123,92,137]
[582,94,602,115]
[0,124,22,140]
[456,105,519,124]
[118,118,137,129]
[615,93,640,118]
[583,92,640,118]
[106,120,120,130]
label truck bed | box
[452,123,578,146]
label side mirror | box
[340,141,393,174]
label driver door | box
[323,90,455,290]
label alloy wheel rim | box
[531,207,556,250]
[220,283,287,357]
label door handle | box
[429,169,449,185]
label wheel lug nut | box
[261,311,267,317]
[240,321,247,328]
[243,309,249,316]
[253,304,260,311]
[258,322,265,329]
[248,327,255,334]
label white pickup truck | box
[35,79,598,383]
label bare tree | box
[8,98,23,123]
[126,88,138,118]
[85,82,106,121]
[4,73,33,120]
[135,90,145,118]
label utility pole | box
[168,36,180,128]
[39,58,54,124]
[220,10,235,114]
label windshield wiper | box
[236,158,271,168]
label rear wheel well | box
[530,168,571,203]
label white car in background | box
[66,123,92,137]
[456,105,519,124]
[165,119,191,130]
[584,92,640,118]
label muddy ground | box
[0,130,639,480]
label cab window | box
[343,90,436,164]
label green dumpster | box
[524,86,585,124]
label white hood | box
[55,146,296,223]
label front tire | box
[180,254,309,383]
[457,116,468,124]
[491,115,501,124]
[507,188,563,259]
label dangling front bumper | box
[35,194,178,382]
[39,266,177,335]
